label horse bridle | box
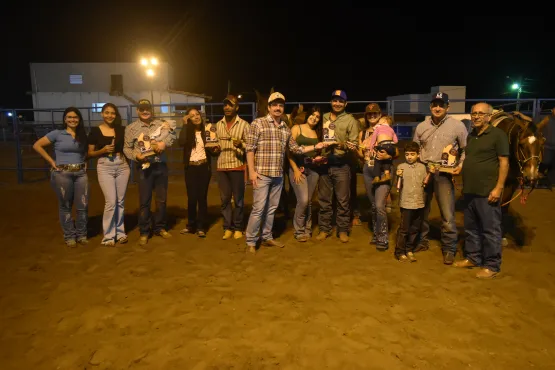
[506,117,542,177]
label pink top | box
[363,123,399,149]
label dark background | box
[2,3,553,108]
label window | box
[92,103,106,113]
[69,74,83,84]
[160,103,169,114]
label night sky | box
[2,3,554,108]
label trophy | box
[438,141,461,173]
[323,119,337,143]
[204,123,219,147]
[137,133,155,157]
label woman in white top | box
[178,108,216,237]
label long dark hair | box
[63,107,87,147]
[184,108,205,149]
[101,103,122,128]
[304,105,323,141]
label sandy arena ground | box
[1,143,555,369]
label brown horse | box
[487,110,547,245]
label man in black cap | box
[316,90,360,243]
[413,92,468,264]
[123,99,176,245]
[214,95,250,240]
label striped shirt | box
[246,114,304,177]
[215,115,249,170]
[413,115,467,165]
[123,119,176,163]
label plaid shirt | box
[215,115,250,170]
[123,119,176,163]
[246,115,304,177]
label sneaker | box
[453,259,478,268]
[233,231,243,239]
[77,237,89,245]
[223,230,233,240]
[156,230,172,239]
[476,268,498,279]
[315,231,330,241]
[180,227,195,234]
[376,244,389,252]
[443,252,455,265]
[66,239,77,248]
[246,244,256,254]
[370,235,377,244]
[262,239,285,248]
[117,236,128,244]
[352,216,362,227]
[139,235,149,246]
[296,235,309,242]
[397,254,409,262]
[339,232,349,243]
[197,230,206,238]
[101,240,116,247]
[407,252,417,262]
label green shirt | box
[462,125,509,197]
[321,111,359,163]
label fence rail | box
[0,98,553,183]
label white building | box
[387,85,467,115]
[29,62,211,124]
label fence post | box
[13,110,23,184]
[127,105,135,184]
[532,99,538,120]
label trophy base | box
[439,166,457,173]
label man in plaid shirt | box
[214,95,250,240]
[123,99,176,246]
[245,92,325,253]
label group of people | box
[34,90,531,279]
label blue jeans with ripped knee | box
[50,169,89,242]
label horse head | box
[513,115,547,186]
[254,88,270,118]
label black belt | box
[189,158,207,166]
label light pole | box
[140,56,159,109]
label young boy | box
[395,141,428,262]
[363,115,399,184]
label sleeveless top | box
[294,125,319,166]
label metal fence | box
[0,98,553,184]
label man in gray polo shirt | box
[413,92,468,264]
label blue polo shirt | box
[45,129,87,165]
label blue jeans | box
[246,175,283,245]
[363,163,391,248]
[318,164,351,234]
[464,194,502,272]
[50,169,89,242]
[289,167,319,238]
[97,156,130,242]
[419,172,458,254]
[138,162,168,235]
